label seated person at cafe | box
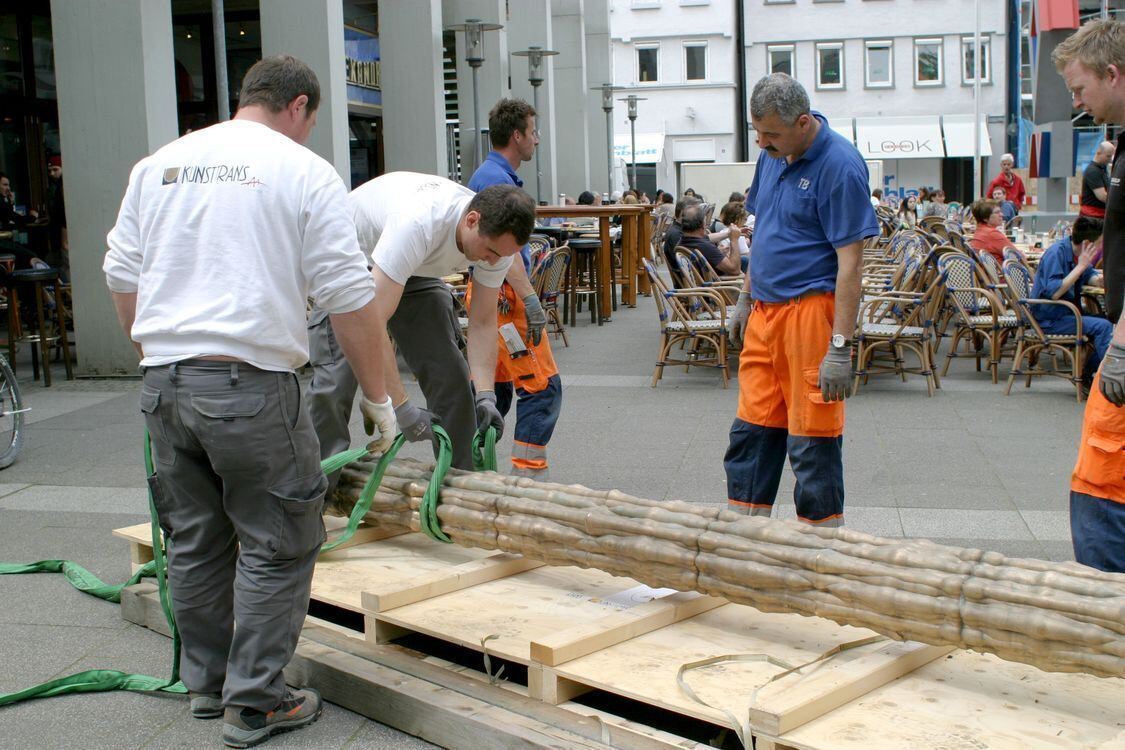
[653,192,674,219]
[716,200,751,273]
[991,186,1017,224]
[677,203,742,278]
[1030,216,1110,378]
[969,199,1020,264]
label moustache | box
[763,146,779,153]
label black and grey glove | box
[523,293,547,346]
[1099,341,1125,407]
[728,292,752,349]
[394,400,440,443]
[818,344,854,402]
[474,390,505,440]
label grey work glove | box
[818,344,854,403]
[394,399,440,443]
[474,390,505,440]
[728,292,752,349]
[523,293,547,346]
[360,395,397,453]
[1099,341,1125,407]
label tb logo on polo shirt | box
[798,178,811,190]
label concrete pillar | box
[444,0,509,181]
[551,0,591,196]
[51,0,178,375]
[508,0,558,203]
[259,0,350,184]
[584,0,612,195]
[380,0,448,175]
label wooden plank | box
[528,664,593,705]
[120,582,172,637]
[360,553,544,613]
[530,592,726,667]
[747,641,954,735]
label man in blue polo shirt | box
[467,98,562,480]
[1030,215,1109,380]
[724,73,878,526]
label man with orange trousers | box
[468,98,562,480]
[726,74,877,526]
[1054,19,1125,572]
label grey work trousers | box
[140,360,327,712]
[306,276,475,470]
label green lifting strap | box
[472,426,498,472]
[418,425,454,544]
[320,435,405,552]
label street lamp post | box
[445,18,504,178]
[618,94,646,191]
[592,83,620,197]
[511,45,559,204]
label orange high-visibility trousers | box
[1069,371,1125,572]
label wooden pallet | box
[114,524,1125,750]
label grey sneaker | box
[222,688,322,748]
[189,691,223,719]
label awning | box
[942,115,993,158]
[855,116,944,160]
[828,118,854,145]
[614,133,665,164]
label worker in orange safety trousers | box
[1055,19,1125,572]
[724,73,878,527]
[467,98,562,480]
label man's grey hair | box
[680,204,705,233]
[1000,153,1015,164]
[750,73,811,124]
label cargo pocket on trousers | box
[269,472,329,561]
[146,473,175,537]
[1076,431,1125,489]
[802,367,844,434]
[140,387,175,466]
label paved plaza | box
[0,296,1090,748]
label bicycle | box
[0,352,27,469]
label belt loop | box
[230,362,239,387]
[169,363,178,383]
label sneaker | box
[222,688,322,748]
[189,691,223,719]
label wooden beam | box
[360,553,544,613]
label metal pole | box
[532,83,542,204]
[212,0,230,121]
[630,117,637,190]
[973,0,981,200]
[471,66,482,174]
[606,108,614,196]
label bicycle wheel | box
[0,356,25,469]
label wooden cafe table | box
[535,204,653,322]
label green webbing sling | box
[472,426,498,473]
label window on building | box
[685,42,706,81]
[864,40,893,88]
[637,45,659,83]
[816,42,844,89]
[768,44,794,76]
[631,0,662,8]
[961,36,990,84]
[0,15,23,96]
[914,38,943,86]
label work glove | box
[523,293,547,346]
[1099,342,1125,407]
[728,292,752,350]
[360,395,397,453]
[394,399,440,444]
[818,344,854,403]
[474,390,505,440]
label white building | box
[611,0,1008,204]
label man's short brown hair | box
[237,55,321,113]
[488,99,536,149]
[468,185,535,244]
[1052,19,1125,76]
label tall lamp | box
[591,83,621,196]
[618,94,646,191]
[511,45,559,204]
[445,18,504,177]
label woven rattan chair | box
[642,259,730,387]
[535,246,571,347]
[937,254,1018,383]
[673,246,742,303]
[853,282,942,397]
[1000,259,1088,401]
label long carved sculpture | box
[329,457,1125,679]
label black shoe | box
[221,688,322,748]
[189,691,222,719]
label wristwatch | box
[831,334,853,349]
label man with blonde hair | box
[1053,18,1125,572]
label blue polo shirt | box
[744,112,878,302]
[469,150,531,272]
[1030,236,1094,328]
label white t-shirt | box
[349,171,512,288]
[104,119,373,371]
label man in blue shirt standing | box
[725,74,878,526]
[1030,216,1109,378]
[468,98,562,480]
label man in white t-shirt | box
[307,172,535,471]
[104,56,396,747]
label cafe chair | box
[5,266,73,386]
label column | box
[508,0,558,202]
[551,0,591,197]
[259,0,350,184]
[584,0,613,195]
[51,0,178,375]
[380,0,448,175]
